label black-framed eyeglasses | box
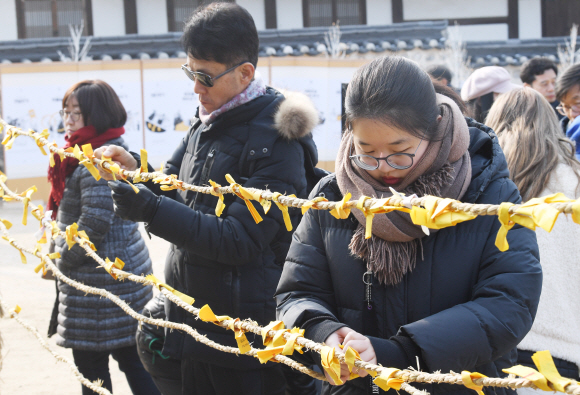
[181,61,248,87]
[59,109,82,122]
[349,139,423,170]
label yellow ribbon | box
[320,346,343,385]
[64,223,96,251]
[374,368,404,391]
[338,345,364,380]
[356,196,374,239]
[209,180,226,217]
[495,202,537,251]
[410,196,477,230]
[2,236,26,263]
[20,186,37,226]
[256,327,305,363]
[225,174,263,224]
[515,193,572,233]
[10,305,21,316]
[31,204,44,222]
[330,192,352,219]
[152,174,185,191]
[98,154,122,181]
[261,320,286,347]
[301,196,328,215]
[1,127,18,149]
[32,129,50,155]
[48,142,65,167]
[198,304,251,354]
[79,144,102,181]
[104,257,125,280]
[461,371,488,395]
[272,192,295,231]
[145,274,195,306]
[0,219,13,230]
[34,253,60,274]
[503,351,572,392]
[133,149,149,183]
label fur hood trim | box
[274,90,319,140]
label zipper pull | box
[363,271,373,310]
[208,149,215,158]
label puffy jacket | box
[275,120,542,395]
[141,88,319,369]
[54,137,154,351]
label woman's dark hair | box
[556,63,580,101]
[466,92,494,123]
[427,65,453,85]
[181,2,259,68]
[62,80,127,134]
[520,57,558,85]
[346,56,460,141]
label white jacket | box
[518,162,580,368]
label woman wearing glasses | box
[275,56,541,395]
[47,80,159,395]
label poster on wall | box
[142,67,197,168]
[1,67,143,179]
[270,66,359,163]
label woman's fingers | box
[93,145,138,180]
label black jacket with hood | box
[275,120,542,394]
[141,88,320,369]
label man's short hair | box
[520,58,558,85]
[427,65,452,84]
[182,2,259,68]
[556,63,580,100]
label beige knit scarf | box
[336,94,472,285]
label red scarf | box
[47,125,125,219]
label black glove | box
[108,181,160,223]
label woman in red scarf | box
[47,80,159,395]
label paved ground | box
[0,200,170,394]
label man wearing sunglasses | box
[94,2,320,394]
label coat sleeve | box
[396,178,542,373]
[146,137,306,266]
[57,169,116,267]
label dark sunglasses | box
[181,61,248,87]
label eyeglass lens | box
[356,154,414,170]
[60,110,81,122]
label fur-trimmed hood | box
[274,90,319,140]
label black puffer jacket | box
[142,88,319,369]
[275,120,542,395]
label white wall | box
[403,0,508,20]
[518,0,542,39]
[458,23,509,41]
[367,0,392,25]
[0,1,18,41]
[238,0,266,31]
[276,0,303,30]
[92,0,126,37]
[136,0,168,35]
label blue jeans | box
[72,346,160,395]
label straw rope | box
[0,294,113,395]
[2,118,580,221]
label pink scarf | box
[199,76,267,125]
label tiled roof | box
[0,21,569,67]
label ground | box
[0,200,170,394]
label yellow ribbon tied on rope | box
[503,350,572,392]
[256,326,305,363]
[32,129,50,155]
[374,368,404,392]
[145,274,195,306]
[330,192,352,220]
[0,218,13,230]
[133,149,149,183]
[64,223,96,251]
[515,193,572,233]
[79,144,102,181]
[461,371,488,395]
[104,257,125,280]
[209,180,226,217]
[1,126,18,149]
[20,186,37,226]
[355,197,412,239]
[10,305,21,316]
[152,174,185,192]
[410,196,477,230]
[2,236,27,263]
[48,142,66,167]
[338,345,365,380]
[225,174,263,224]
[272,192,296,231]
[495,202,537,252]
[301,196,328,215]
[320,346,344,385]
[34,252,60,274]
[198,304,251,354]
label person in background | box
[427,65,453,87]
[520,57,564,120]
[461,66,520,123]
[276,56,541,395]
[487,87,580,390]
[47,80,158,395]
[94,3,320,394]
[556,63,580,158]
